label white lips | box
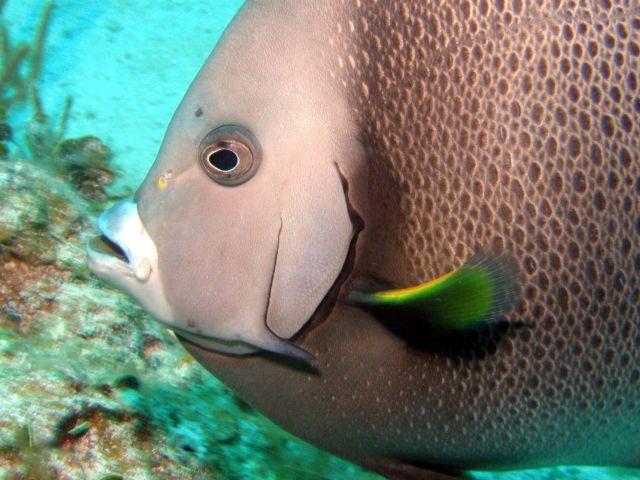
[92,200,156,281]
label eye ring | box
[198,125,261,186]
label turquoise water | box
[4,0,243,194]
[1,1,639,479]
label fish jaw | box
[87,200,174,325]
[95,200,154,281]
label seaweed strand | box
[0,24,10,61]
[56,95,72,140]
[0,43,28,93]
[28,1,54,83]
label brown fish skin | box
[120,0,640,479]
[178,0,640,476]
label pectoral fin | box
[350,249,519,330]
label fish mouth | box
[89,234,129,264]
[86,200,154,281]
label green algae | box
[66,422,90,437]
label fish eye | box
[199,125,261,186]
[207,149,238,172]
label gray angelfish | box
[88,1,640,478]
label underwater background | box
[0,1,639,479]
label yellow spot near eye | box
[157,175,168,190]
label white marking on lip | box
[95,200,155,281]
[87,200,175,326]
[87,245,135,278]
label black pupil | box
[208,149,239,172]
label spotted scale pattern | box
[181,0,640,474]
[326,0,640,468]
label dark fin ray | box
[251,328,316,363]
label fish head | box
[88,2,364,361]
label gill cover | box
[131,0,362,361]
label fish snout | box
[88,200,157,281]
[87,200,175,327]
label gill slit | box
[263,217,283,332]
